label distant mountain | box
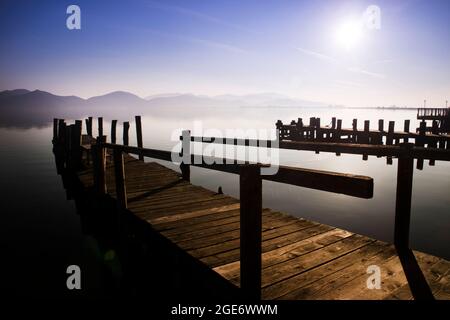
[0,89,86,127]
[0,89,31,98]
[213,93,326,107]
[87,91,147,108]
[0,89,84,108]
[145,93,184,100]
[0,88,328,127]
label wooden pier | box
[52,116,450,300]
[276,114,450,168]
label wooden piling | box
[386,121,395,165]
[87,117,93,136]
[296,118,303,141]
[98,117,103,139]
[352,119,358,143]
[404,120,410,143]
[180,130,191,181]
[70,120,82,169]
[336,120,342,156]
[113,149,127,209]
[53,118,58,142]
[394,143,414,250]
[135,116,144,160]
[378,119,384,132]
[111,120,117,144]
[416,121,426,170]
[92,138,106,194]
[362,120,369,160]
[123,121,130,146]
[240,164,262,300]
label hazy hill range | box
[0,89,327,127]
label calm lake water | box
[1,106,449,297]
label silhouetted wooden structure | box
[52,116,450,300]
[276,114,450,168]
[417,107,450,134]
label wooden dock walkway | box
[53,116,450,300]
[73,149,450,300]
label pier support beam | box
[135,115,144,160]
[394,143,414,249]
[240,164,262,300]
[180,130,191,181]
[113,149,127,209]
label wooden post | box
[58,119,66,145]
[240,164,262,300]
[316,117,321,140]
[113,149,127,209]
[336,120,342,156]
[363,120,370,142]
[315,118,321,153]
[53,118,58,142]
[394,143,414,250]
[111,120,117,144]
[275,120,283,140]
[309,117,315,140]
[416,121,426,170]
[352,119,357,143]
[387,121,395,144]
[296,118,303,141]
[98,117,103,139]
[378,119,384,132]
[180,130,191,181]
[135,116,144,160]
[362,120,369,160]
[87,117,93,136]
[386,121,395,165]
[65,125,73,164]
[404,120,410,143]
[330,117,336,140]
[92,138,107,194]
[123,121,130,146]
[71,120,82,169]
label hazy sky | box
[0,0,449,107]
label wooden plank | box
[259,234,374,288]
[198,224,332,268]
[275,242,395,299]
[150,203,241,225]
[214,229,353,282]
[173,214,311,251]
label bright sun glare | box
[335,20,364,50]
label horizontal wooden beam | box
[280,141,450,161]
[191,156,373,198]
[187,136,450,161]
[267,166,373,198]
[185,135,276,148]
[102,143,174,162]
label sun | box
[335,20,364,50]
